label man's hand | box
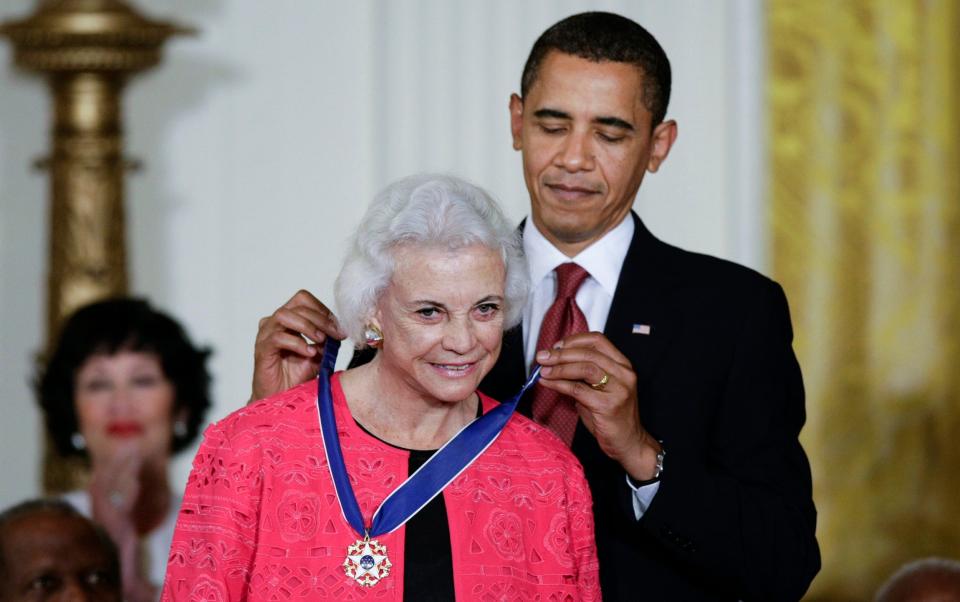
[251,289,345,402]
[535,332,662,481]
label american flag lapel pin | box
[632,323,651,335]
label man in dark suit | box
[251,12,819,600]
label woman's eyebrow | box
[410,299,445,308]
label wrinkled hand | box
[251,289,345,402]
[89,443,156,602]
[536,332,662,481]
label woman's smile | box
[428,360,479,378]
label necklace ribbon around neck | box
[317,337,541,538]
[316,338,540,585]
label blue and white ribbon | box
[317,338,541,538]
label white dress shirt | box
[521,215,659,518]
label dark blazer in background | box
[481,213,820,601]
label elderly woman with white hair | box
[162,175,600,601]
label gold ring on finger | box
[589,373,609,391]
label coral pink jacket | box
[162,375,601,601]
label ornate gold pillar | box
[1,0,191,491]
[46,71,128,351]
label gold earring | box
[364,324,383,348]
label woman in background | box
[37,298,212,601]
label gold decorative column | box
[1,0,191,491]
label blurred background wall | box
[769,1,960,599]
[1,1,956,600]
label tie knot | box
[554,263,590,300]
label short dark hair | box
[35,298,212,458]
[520,12,672,125]
[0,498,120,587]
[0,498,82,530]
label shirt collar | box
[522,214,634,297]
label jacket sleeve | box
[162,418,261,601]
[638,280,820,601]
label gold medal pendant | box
[344,535,392,586]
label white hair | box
[335,174,529,346]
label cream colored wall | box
[0,1,763,507]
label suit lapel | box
[603,213,674,387]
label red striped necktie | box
[531,262,590,446]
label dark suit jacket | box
[480,213,820,600]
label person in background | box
[251,12,820,600]
[0,498,121,602]
[163,175,599,600]
[35,298,211,601]
[876,557,960,602]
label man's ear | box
[647,119,678,173]
[509,93,524,151]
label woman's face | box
[73,351,176,464]
[374,243,506,405]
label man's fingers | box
[285,289,325,309]
[537,375,603,400]
[536,344,628,377]
[261,298,345,342]
[259,331,318,360]
[553,332,632,368]
[538,360,611,389]
[283,290,345,338]
[535,340,638,404]
[272,307,333,340]
[257,308,341,349]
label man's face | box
[0,512,120,602]
[510,51,677,256]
